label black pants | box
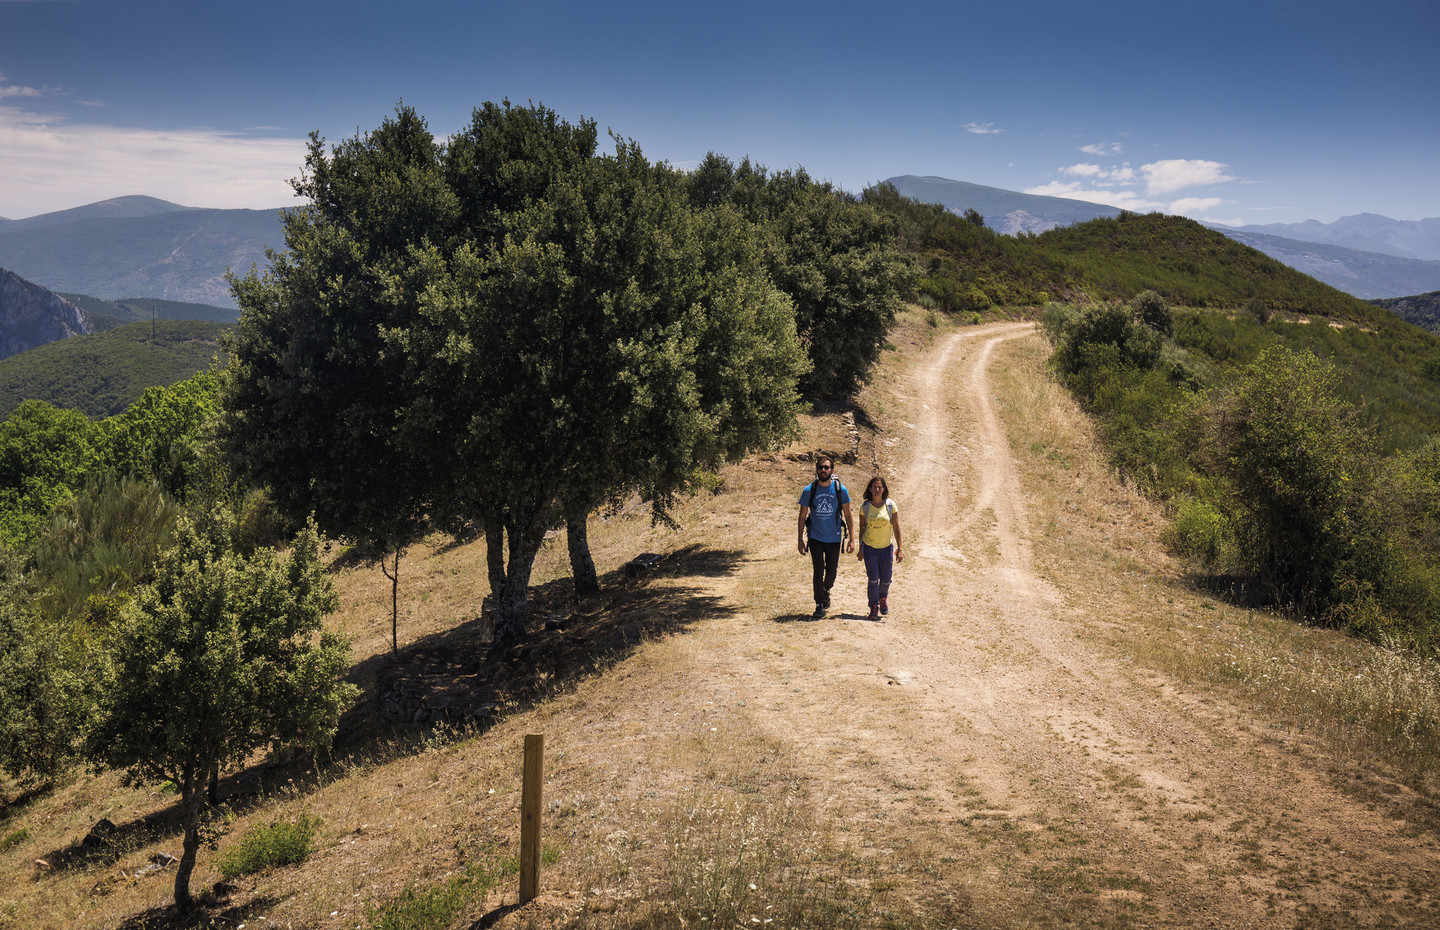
[810,540,841,606]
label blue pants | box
[862,543,893,608]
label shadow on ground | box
[115,895,282,930]
[35,544,745,894]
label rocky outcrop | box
[0,267,89,360]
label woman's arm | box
[892,510,903,563]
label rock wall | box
[0,267,89,361]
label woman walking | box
[856,476,903,621]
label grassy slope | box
[0,320,227,419]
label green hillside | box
[0,319,227,418]
[1373,290,1440,333]
[868,186,1397,328]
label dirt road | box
[621,322,1439,928]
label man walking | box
[797,455,854,618]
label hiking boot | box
[813,605,826,619]
[879,597,888,616]
[821,592,831,610]
[868,606,880,621]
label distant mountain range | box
[884,176,1440,300]
[2,186,1437,318]
[0,195,285,308]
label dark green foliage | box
[1131,289,1173,337]
[688,156,913,397]
[1048,302,1161,391]
[0,320,227,419]
[864,182,1070,313]
[1205,349,1383,614]
[1373,290,1440,334]
[87,511,356,908]
[216,815,321,879]
[1046,298,1440,647]
[1173,309,1440,455]
[228,103,808,644]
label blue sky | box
[2,0,1436,225]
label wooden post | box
[519,734,544,903]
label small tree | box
[86,512,357,910]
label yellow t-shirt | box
[860,499,897,549]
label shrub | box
[1165,497,1234,570]
[1206,347,1388,614]
[1130,289,1173,337]
[217,814,321,879]
[1051,302,1162,390]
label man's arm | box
[842,500,855,552]
[797,506,809,554]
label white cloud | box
[1024,181,1163,212]
[1060,162,1135,184]
[1080,141,1125,155]
[1142,159,1233,195]
[963,122,1002,135]
[0,104,306,217]
[1168,196,1224,216]
[1028,153,1237,219]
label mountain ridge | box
[885,174,1440,300]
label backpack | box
[805,478,849,544]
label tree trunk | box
[565,502,600,599]
[173,776,203,910]
[483,511,507,603]
[490,505,551,648]
[379,547,402,653]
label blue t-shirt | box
[799,480,850,544]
